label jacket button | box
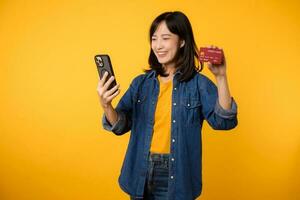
[173,103,176,106]
[170,176,174,179]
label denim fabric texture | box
[102,70,238,200]
[130,153,169,200]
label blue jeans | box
[130,153,169,200]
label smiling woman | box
[1,0,300,200]
[147,12,202,82]
[97,11,238,200]
[150,22,184,68]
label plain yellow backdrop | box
[1,0,300,199]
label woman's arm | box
[98,73,144,135]
[97,71,120,126]
[102,104,118,126]
[200,45,237,130]
[207,46,232,110]
[216,75,232,110]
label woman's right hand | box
[97,71,120,109]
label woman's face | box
[151,21,183,68]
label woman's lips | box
[157,51,167,57]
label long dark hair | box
[145,11,203,82]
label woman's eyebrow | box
[152,34,172,37]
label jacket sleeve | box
[102,75,141,135]
[198,75,238,130]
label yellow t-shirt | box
[150,75,172,154]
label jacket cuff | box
[102,111,127,133]
[214,97,237,119]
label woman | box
[97,11,238,200]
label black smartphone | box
[94,54,117,90]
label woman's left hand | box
[207,45,227,78]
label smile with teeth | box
[157,51,167,56]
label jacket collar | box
[146,69,183,79]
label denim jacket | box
[102,70,238,200]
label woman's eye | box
[151,38,156,41]
[163,38,170,40]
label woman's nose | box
[156,39,163,49]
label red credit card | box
[198,47,224,65]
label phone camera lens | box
[96,56,104,67]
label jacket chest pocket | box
[132,93,147,104]
[132,81,150,105]
[181,98,202,125]
[132,91,148,117]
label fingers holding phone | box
[97,71,120,108]
[94,54,119,108]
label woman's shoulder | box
[194,72,216,89]
[130,70,154,85]
[193,72,211,82]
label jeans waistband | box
[149,152,170,162]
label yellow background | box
[1,0,299,199]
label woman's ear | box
[180,40,185,48]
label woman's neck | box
[160,64,176,83]
[162,64,176,75]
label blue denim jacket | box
[102,70,238,200]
